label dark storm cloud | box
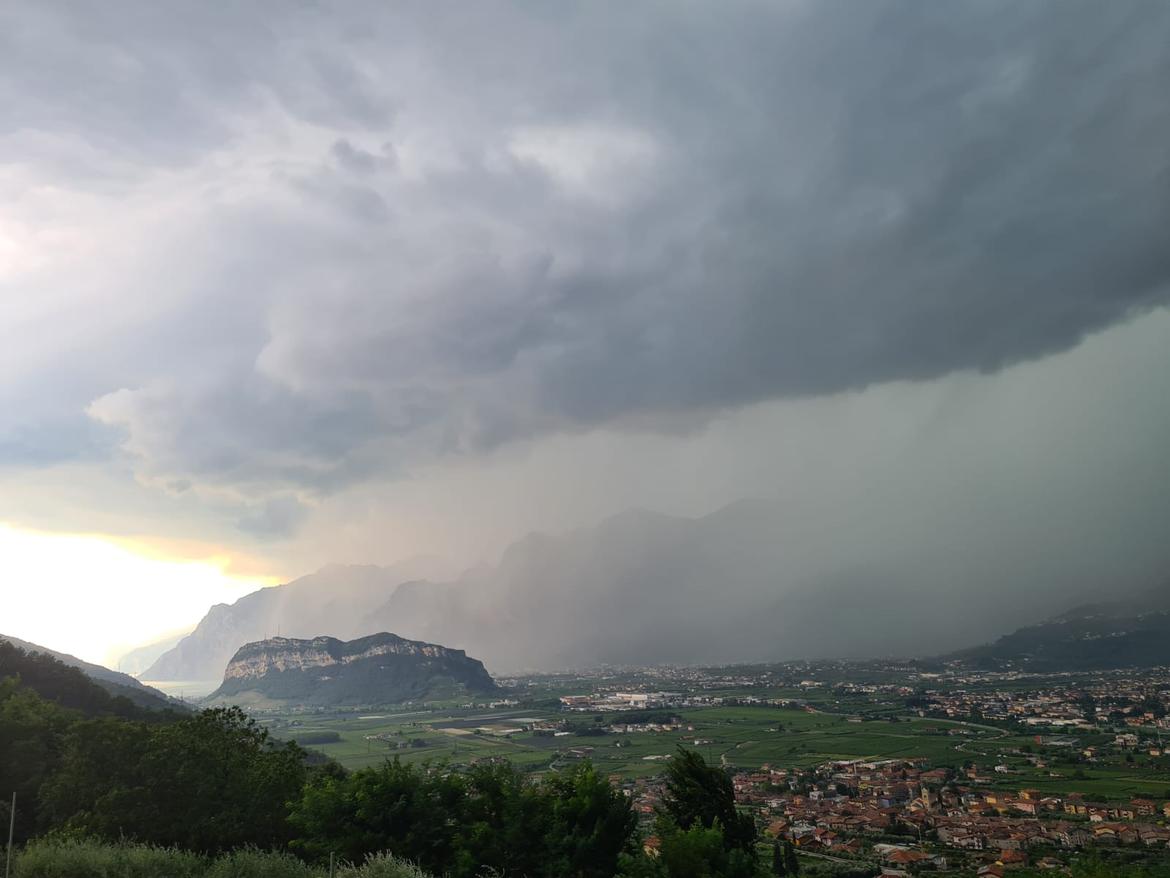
[5,1,1170,507]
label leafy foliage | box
[0,678,74,842]
[11,839,430,878]
[651,826,763,878]
[289,757,635,878]
[39,707,306,852]
[13,838,205,878]
[336,853,435,878]
[661,747,757,855]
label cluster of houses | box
[749,759,1170,868]
[559,692,689,711]
[917,672,1170,737]
[621,756,1170,874]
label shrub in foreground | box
[11,839,433,878]
[337,853,433,878]
[13,837,204,878]
[204,847,320,878]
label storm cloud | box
[3,0,1170,529]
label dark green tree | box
[662,747,757,855]
[460,760,550,877]
[40,706,305,852]
[292,756,638,878]
[544,763,638,878]
[37,714,152,832]
[771,842,787,876]
[290,756,468,872]
[0,678,74,842]
[783,841,799,876]
[656,825,762,878]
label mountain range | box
[143,499,1144,678]
[209,632,497,707]
[142,557,450,682]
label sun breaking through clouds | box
[0,524,274,665]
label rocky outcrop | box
[211,632,497,706]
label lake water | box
[140,679,221,700]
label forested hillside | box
[948,597,1170,671]
[0,634,177,710]
[0,642,179,719]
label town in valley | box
[256,660,1170,876]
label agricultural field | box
[256,694,1170,802]
[264,703,992,775]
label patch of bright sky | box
[0,523,276,667]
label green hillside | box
[0,640,181,719]
[948,597,1170,671]
[1,633,178,711]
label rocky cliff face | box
[211,632,497,706]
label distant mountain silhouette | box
[142,499,1114,674]
[113,630,190,675]
[141,557,452,681]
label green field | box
[269,705,992,775]
[259,700,1170,802]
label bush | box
[11,840,437,878]
[205,848,320,878]
[14,837,204,878]
[336,853,432,878]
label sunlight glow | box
[0,523,277,667]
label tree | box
[544,763,638,878]
[657,825,762,878]
[662,747,756,855]
[41,706,305,852]
[460,760,550,877]
[290,756,468,873]
[783,841,799,876]
[291,756,638,878]
[771,843,787,876]
[0,678,74,842]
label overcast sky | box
[2,1,1169,663]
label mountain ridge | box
[0,635,179,712]
[943,588,1170,670]
[140,499,1127,676]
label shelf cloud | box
[3,1,1167,513]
